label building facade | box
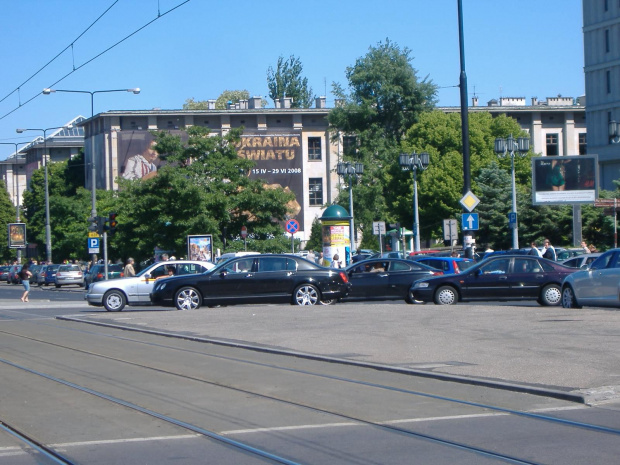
[583,0,620,190]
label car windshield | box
[457,260,476,271]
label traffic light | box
[107,212,118,236]
[388,222,401,238]
[88,216,98,232]
[97,216,106,235]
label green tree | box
[183,90,266,111]
[0,180,19,263]
[328,39,437,245]
[304,216,323,251]
[267,55,314,108]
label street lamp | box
[494,134,530,250]
[399,151,430,252]
[43,87,140,263]
[336,161,364,255]
[16,126,71,263]
[0,142,28,263]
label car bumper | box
[56,278,84,285]
[409,287,435,302]
[85,292,104,306]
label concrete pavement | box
[49,301,620,405]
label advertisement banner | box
[187,235,213,262]
[8,223,26,248]
[531,155,598,205]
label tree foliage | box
[0,180,19,263]
[183,90,266,110]
[267,55,314,108]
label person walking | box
[528,241,543,257]
[124,258,136,277]
[20,264,32,302]
[581,241,591,254]
[542,239,557,261]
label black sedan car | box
[409,254,575,306]
[150,254,351,310]
[344,258,442,302]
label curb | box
[57,315,588,405]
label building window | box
[607,70,612,94]
[343,136,358,157]
[605,0,608,11]
[606,29,610,53]
[546,134,559,156]
[309,178,323,206]
[579,133,587,155]
[308,137,322,161]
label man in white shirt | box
[123,140,158,180]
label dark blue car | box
[39,264,60,286]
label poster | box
[187,235,213,262]
[8,223,26,248]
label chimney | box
[335,98,345,107]
[274,99,281,109]
[239,99,248,110]
[249,96,262,109]
[281,97,292,108]
[472,96,479,107]
[207,100,216,110]
[531,97,538,106]
[315,96,327,108]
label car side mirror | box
[220,270,228,278]
[144,273,151,279]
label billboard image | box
[8,223,26,248]
[187,235,213,262]
[532,155,598,205]
[118,131,168,181]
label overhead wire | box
[0,0,191,122]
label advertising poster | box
[8,223,26,248]
[531,155,598,205]
[187,235,213,262]
[118,131,170,181]
[321,222,351,267]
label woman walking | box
[20,264,32,302]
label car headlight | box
[415,282,429,288]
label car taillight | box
[41,272,46,277]
[96,273,103,279]
[339,271,349,283]
[432,271,443,276]
[120,272,124,277]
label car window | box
[258,257,288,272]
[389,261,411,272]
[563,258,579,268]
[480,258,509,274]
[589,251,615,270]
[418,259,440,271]
[225,258,254,274]
[149,264,169,278]
[176,263,209,275]
[458,260,475,271]
[514,258,538,273]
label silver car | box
[55,264,84,288]
[85,260,214,312]
[560,252,602,269]
[562,249,620,308]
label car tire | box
[434,286,458,305]
[562,286,582,309]
[103,290,126,312]
[540,284,562,306]
[320,298,336,305]
[293,284,320,306]
[175,287,201,311]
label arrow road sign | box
[461,213,479,231]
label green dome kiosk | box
[320,205,351,267]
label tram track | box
[0,323,619,464]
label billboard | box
[116,130,305,230]
[531,155,598,205]
[8,223,26,248]
[187,235,213,262]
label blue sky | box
[0,0,584,159]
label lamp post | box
[336,161,364,255]
[399,152,430,252]
[494,134,530,250]
[16,127,70,263]
[43,87,140,263]
[609,120,620,144]
[0,142,28,263]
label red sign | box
[241,226,248,238]
[286,219,299,235]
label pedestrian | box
[528,241,543,257]
[581,241,591,254]
[316,251,324,265]
[542,239,556,261]
[588,244,598,253]
[306,249,316,263]
[332,253,342,268]
[20,264,32,302]
[161,253,169,262]
[124,258,136,277]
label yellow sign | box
[460,191,480,212]
[88,232,100,238]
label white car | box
[85,260,214,312]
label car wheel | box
[540,284,562,306]
[434,286,458,305]
[294,284,320,305]
[320,298,336,305]
[175,287,201,311]
[102,290,126,312]
[406,290,424,304]
[562,286,582,309]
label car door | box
[387,261,430,298]
[135,263,169,302]
[594,251,620,306]
[509,257,547,299]
[206,257,257,300]
[572,251,616,304]
[347,260,390,299]
[252,256,295,299]
[460,257,512,300]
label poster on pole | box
[187,235,213,262]
[8,223,26,248]
[531,155,598,205]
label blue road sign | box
[461,213,479,231]
[88,237,100,253]
[508,212,517,224]
[286,219,300,235]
